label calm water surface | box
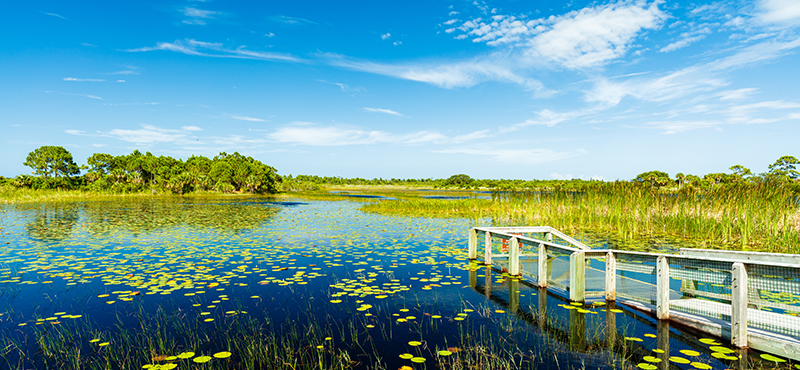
[0,197,783,369]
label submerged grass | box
[361,182,800,253]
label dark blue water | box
[0,197,786,369]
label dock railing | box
[468,226,800,361]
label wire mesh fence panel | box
[745,264,800,338]
[667,257,733,321]
[546,246,573,293]
[518,238,540,283]
[585,255,607,297]
[614,253,658,305]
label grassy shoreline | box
[3,184,799,254]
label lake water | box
[0,197,786,369]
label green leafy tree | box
[23,146,80,178]
[443,174,474,188]
[634,170,670,187]
[768,155,800,181]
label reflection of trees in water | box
[81,199,279,235]
[22,203,79,241]
[20,198,278,239]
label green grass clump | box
[362,182,800,253]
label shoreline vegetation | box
[2,146,799,253]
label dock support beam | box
[570,251,585,302]
[538,243,547,288]
[484,232,492,265]
[468,228,478,260]
[509,237,520,276]
[656,256,670,320]
[605,251,616,302]
[731,262,748,348]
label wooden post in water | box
[468,228,478,260]
[605,301,617,350]
[484,231,492,265]
[657,320,670,370]
[509,278,519,314]
[656,256,670,320]
[605,251,616,302]
[509,237,520,276]
[731,262,748,348]
[570,251,586,302]
[538,243,547,288]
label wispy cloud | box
[66,125,203,144]
[63,77,106,82]
[381,33,391,40]
[127,39,302,63]
[758,0,800,25]
[718,88,759,101]
[267,123,488,146]
[44,90,102,100]
[318,80,364,93]
[42,12,66,20]
[226,114,267,122]
[180,6,221,25]
[269,15,318,25]
[363,107,404,116]
[321,52,548,93]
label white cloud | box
[43,12,66,19]
[436,148,587,164]
[318,80,364,93]
[45,91,103,100]
[108,69,140,75]
[444,19,459,25]
[363,107,404,116]
[182,125,203,131]
[659,35,706,52]
[267,123,488,146]
[268,125,391,146]
[718,88,759,101]
[63,77,106,82]
[644,120,723,134]
[455,1,666,69]
[269,15,318,25]
[226,114,267,122]
[180,7,220,25]
[321,52,548,93]
[265,32,275,37]
[381,33,391,40]
[106,125,185,144]
[758,0,800,24]
[127,39,302,63]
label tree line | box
[1,146,798,194]
[4,146,279,194]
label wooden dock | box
[468,226,800,361]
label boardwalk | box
[468,226,800,361]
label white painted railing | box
[467,226,800,361]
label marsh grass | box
[362,183,800,253]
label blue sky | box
[2,0,800,180]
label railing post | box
[509,237,520,276]
[484,231,492,265]
[731,262,748,348]
[605,251,616,302]
[468,228,478,260]
[570,251,585,302]
[538,243,547,288]
[656,256,669,320]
